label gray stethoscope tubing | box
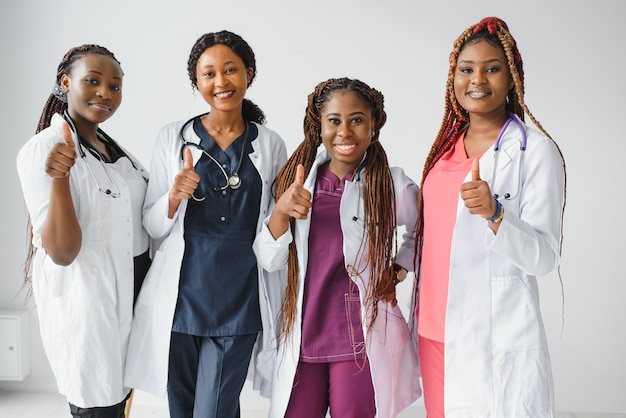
[62,112,123,198]
[178,113,248,199]
[490,111,527,201]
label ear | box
[246,68,254,86]
[60,74,70,93]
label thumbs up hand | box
[276,164,312,220]
[45,120,77,179]
[460,158,498,219]
[170,147,200,202]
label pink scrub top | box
[418,132,482,342]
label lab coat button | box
[220,216,226,222]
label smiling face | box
[62,53,123,131]
[453,40,514,120]
[320,90,375,179]
[194,44,253,115]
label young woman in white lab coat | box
[253,78,421,418]
[412,17,566,417]
[16,44,150,417]
[123,30,287,418]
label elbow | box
[44,237,82,266]
[48,248,80,266]
[50,254,77,266]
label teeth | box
[468,90,489,98]
[336,144,356,151]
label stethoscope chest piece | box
[228,174,241,190]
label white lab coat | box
[124,118,287,398]
[16,114,150,408]
[253,149,422,418]
[410,115,565,417]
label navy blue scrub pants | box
[167,331,257,418]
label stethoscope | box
[62,111,147,198]
[178,112,248,200]
[489,111,527,201]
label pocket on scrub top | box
[344,293,366,355]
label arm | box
[142,123,196,240]
[266,164,311,239]
[392,168,420,274]
[487,137,565,276]
[40,122,81,265]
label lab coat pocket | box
[368,302,422,417]
[41,254,75,299]
[371,302,411,355]
[491,275,543,353]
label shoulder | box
[523,123,564,163]
[252,123,287,157]
[18,122,62,160]
[389,166,417,185]
[158,119,188,136]
[254,122,285,143]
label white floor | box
[1,389,624,418]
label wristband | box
[486,199,504,224]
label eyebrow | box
[84,69,122,80]
[199,60,237,68]
[325,111,366,117]
[458,58,504,65]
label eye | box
[85,77,98,85]
[202,71,215,78]
[225,67,236,74]
[110,84,121,92]
[458,66,472,74]
[486,65,501,73]
[327,117,340,125]
[350,117,363,124]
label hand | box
[275,164,312,220]
[45,121,76,179]
[170,147,200,202]
[381,266,406,307]
[460,158,498,219]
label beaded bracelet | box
[486,199,504,224]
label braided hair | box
[187,30,265,124]
[274,77,397,343]
[414,16,567,287]
[24,45,121,296]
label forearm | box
[41,178,81,265]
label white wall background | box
[1,0,624,414]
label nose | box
[215,72,229,87]
[471,71,486,85]
[337,122,352,138]
[96,85,112,99]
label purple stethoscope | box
[490,112,527,201]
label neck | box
[201,111,246,150]
[463,112,510,158]
[65,112,98,143]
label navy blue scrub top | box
[172,118,262,337]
